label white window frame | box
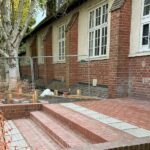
[140,0,150,52]
[88,2,108,58]
[58,24,65,61]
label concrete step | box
[30,111,87,148]
[43,104,134,143]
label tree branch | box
[0,49,9,58]
[0,20,13,51]
[11,0,15,26]
[14,0,36,48]
[1,0,12,35]
[12,0,24,40]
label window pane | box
[102,4,108,24]
[62,26,65,38]
[89,32,94,56]
[59,28,61,39]
[101,27,107,55]
[142,24,149,45]
[95,29,100,56]
[144,0,150,16]
[143,5,150,16]
[59,42,61,60]
[89,11,94,28]
[96,7,101,26]
[62,41,65,59]
[58,25,65,60]
[142,37,149,45]
[145,0,150,5]
[89,4,108,57]
[143,24,149,36]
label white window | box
[58,25,65,61]
[141,0,150,51]
[89,3,108,58]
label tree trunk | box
[8,49,20,90]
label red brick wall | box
[44,27,54,82]
[53,63,66,81]
[20,66,31,77]
[24,0,150,101]
[78,60,109,85]
[0,103,42,119]
[65,13,79,86]
[38,64,46,79]
[108,0,131,98]
[129,56,150,100]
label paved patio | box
[76,98,150,130]
[2,98,150,150]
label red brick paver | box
[76,98,150,130]
[31,111,87,148]
[13,119,60,150]
[43,104,134,144]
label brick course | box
[0,103,42,119]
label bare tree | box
[0,0,74,90]
[0,0,45,90]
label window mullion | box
[99,6,103,57]
[148,24,150,49]
[94,10,96,56]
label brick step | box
[30,111,87,148]
[43,104,134,143]
[13,119,61,150]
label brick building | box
[22,0,150,100]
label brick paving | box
[43,104,134,143]
[61,103,150,138]
[13,119,60,150]
[76,98,150,130]
[31,111,87,148]
[2,98,150,150]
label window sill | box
[89,55,109,61]
[78,55,109,62]
[53,60,66,64]
[129,51,150,57]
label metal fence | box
[0,55,94,97]
[31,55,91,96]
[0,56,34,94]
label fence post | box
[30,57,35,90]
[88,55,91,96]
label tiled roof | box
[110,0,125,12]
[23,0,87,41]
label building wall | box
[21,0,150,99]
[129,56,150,100]
[129,0,150,100]
[130,0,142,56]
[50,0,113,86]
[77,0,113,60]
[108,0,131,98]
[20,37,34,78]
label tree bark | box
[8,49,20,90]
